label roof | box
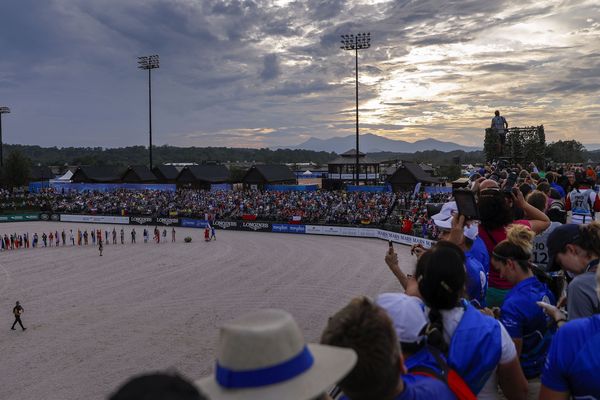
[152,165,180,180]
[29,166,54,181]
[244,165,296,183]
[387,162,441,184]
[179,165,230,183]
[340,149,366,157]
[71,166,121,183]
[122,165,157,182]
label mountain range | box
[283,133,482,153]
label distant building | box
[242,165,296,189]
[152,165,180,184]
[121,166,157,183]
[71,166,121,183]
[385,162,441,192]
[177,164,230,190]
[324,149,380,189]
[28,166,55,183]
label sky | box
[0,0,599,150]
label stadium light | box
[138,55,160,170]
[0,106,11,167]
[340,32,370,186]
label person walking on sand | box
[61,230,66,246]
[204,226,210,242]
[131,228,136,244]
[112,228,117,245]
[11,301,26,331]
[98,237,103,256]
[69,230,75,245]
[171,227,176,242]
[210,225,216,240]
[162,228,167,243]
[120,228,125,245]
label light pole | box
[0,106,10,167]
[341,32,370,186]
[138,54,160,170]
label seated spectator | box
[547,222,600,319]
[490,225,555,397]
[321,296,456,400]
[538,264,600,399]
[109,372,206,400]
[415,242,528,399]
[196,309,356,400]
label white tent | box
[54,170,73,181]
[302,170,313,175]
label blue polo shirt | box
[467,236,490,274]
[541,315,600,397]
[500,276,555,378]
[465,255,487,307]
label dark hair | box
[536,182,551,194]
[519,183,533,199]
[526,190,547,212]
[321,297,400,400]
[415,241,466,354]
[577,221,600,258]
[478,190,514,230]
[109,372,206,400]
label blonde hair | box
[492,224,535,271]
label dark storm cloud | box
[260,54,281,81]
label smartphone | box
[503,172,518,193]
[453,189,480,220]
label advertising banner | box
[238,222,271,232]
[213,221,238,230]
[154,217,180,226]
[59,214,130,224]
[0,213,41,222]
[130,216,154,225]
[377,230,435,248]
[180,218,210,228]
[272,224,306,234]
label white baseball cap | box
[376,293,427,344]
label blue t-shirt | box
[500,276,555,378]
[339,374,456,400]
[467,237,490,274]
[541,315,600,398]
[405,347,444,377]
[465,255,487,307]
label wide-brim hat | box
[195,309,357,400]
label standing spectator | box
[537,265,600,399]
[120,228,125,245]
[131,228,136,244]
[196,309,356,400]
[547,223,600,319]
[11,301,26,331]
[171,227,176,242]
[491,110,508,154]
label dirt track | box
[0,221,415,399]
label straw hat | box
[196,309,357,400]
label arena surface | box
[0,221,415,400]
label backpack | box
[409,345,477,400]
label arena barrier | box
[0,213,40,223]
[35,213,435,247]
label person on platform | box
[491,110,508,155]
[11,301,26,331]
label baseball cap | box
[376,293,427,344]
[431,201,457,229]
[547,224,581,271]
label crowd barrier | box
[18,213,436,248]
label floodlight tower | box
[341,32,370,186]
[138,54,160,170]
[0,106,10,167]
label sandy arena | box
[0,221,416,400]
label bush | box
[184,236,192,243]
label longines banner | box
[130,216,154,225]
[0,213,40,223]
[238,222,271,232]
[59,214,130,224]
[213,220,238,230]
[154,217,180,226]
